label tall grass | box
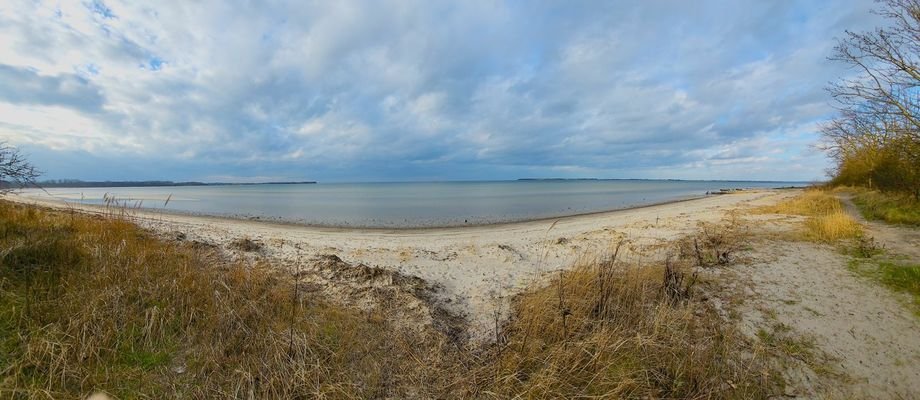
[480,225,781,398]
[756,190,862,242]
[0,201,454,398]
[471,242,779,398]
[0,201,784,398]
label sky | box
[0,0,885,183]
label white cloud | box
[0,0,884,181]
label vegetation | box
[849,257,920,315]
[0,143,40,192]
[849,188,920,225]
[822,0,920,198]
[756,190,863,242]
[0,200,453,398]
[476,253,779,398]
[765,188,920,316]
[0,200,785,398]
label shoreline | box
[5,189,800,335]
[14,191,733,232]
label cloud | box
[0,0,884,181]
[0,64,105,112]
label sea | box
[22,180,808,228]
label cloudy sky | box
[0,1,883,182]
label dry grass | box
[757,189,842,217]
[755,190,862,242]
[1,201,786,398]
[0,201,457,398]
[471,239,780,398]
[803,212,862,243]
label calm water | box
[24,180,806,228]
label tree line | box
[823,0,920,198]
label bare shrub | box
[678,214,748,267]
[0,142,40,192]
[230,237,263,252]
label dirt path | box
[839,194,920,262]
[730,212,920,398]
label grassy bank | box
[847,188,920,226]
[0,200,782,398]
[0,201,451,398]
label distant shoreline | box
[12,180,808,229]
[8,188,799,231]
[516,177,816,183]
[9,177,815,189]
[3,180,318,189]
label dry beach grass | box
[4,189,920,398]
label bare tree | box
[0,142,41,192]
[823,0,920,197]
[829,0,920,138]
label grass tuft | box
[803,211,862,243]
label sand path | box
[839,194,920,261]
[733,209,920,398]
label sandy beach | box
[12,189,793,334]
[11,188,920,397]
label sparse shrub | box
[230,236,263,252]
[849,234,883,258]
[662,257,696,305]
[678,214,748,267]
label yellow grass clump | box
[757,189,842,217]
[756,189,863,242]
[804,211,862,242]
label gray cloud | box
[0,64,105,112]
